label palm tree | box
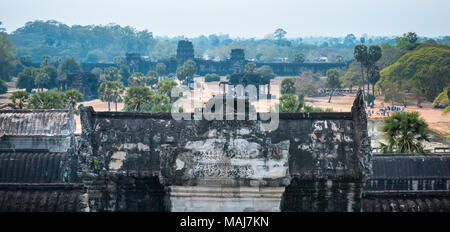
[111,82,125,112]
[432,84,450,115]
[63,89,84,108]
[354,45,368,91]
[366,45,382,96]
[98,81,115,111]
[98,81,125,112]
[326,69,341,103]
[35,72,50,92]
[281,78,296,94]
[123,86,152,112]
[379,111,430,153]
[9,91,30,109]
[278,94,304,112]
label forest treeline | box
[6,20,450,63]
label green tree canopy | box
[9,91,30,109]
[123,86,153,112]
[127,72,147,87]
[40,55,51,67]
[396,32,420,50]
[57,56,82,76]
[255,65,275,82]
[64,89,84,108]
[16,67,36,92]
[84,50,105,62]
[433,86,449,115]
[281,78,296,94]
[146,71,159,86]
[0,26,17,82]
[119,64,130,84]
[156,62,167,77]
[326,69,341,103]
[104,66,122,81]
[380,111,430,153]
[90,67,103,77]
[0,80,7,94]
[278,94,304,112]
[41,65,58,89]
[293,53,305,63]
[98,81,125,111]
[34,71,50,91]
[274,28,287,41]
[205,73,220,82]
[156,78,178,97]
[245,62,256,73]
[28,90,65,109]
[379,44,450,101]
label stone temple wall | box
[3,93,450,212]
[77,92,371,212]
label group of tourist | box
[367,103,405,118]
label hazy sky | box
[1,0,449,38]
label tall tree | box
[293,53,305,63]
[274,28,287,41]
[368,65,380,107]
[245,62,256,73]
[57,56,82,76]
[366,45,382,94]
[204,73,220,82]
[432,85,449,115]
[57,57,81,90]
[156,62,167,77]
[281,78,296,94]
[146,71,158,87]
[63,89,84,108]
[0,80,7,94]
[127,72,147,86]
[104,66,122,81]
[326,69,341,103]
[256,65,275,82]
[28,90,65,109]
[41,65,58,89]
[16,67,36,92]
[99,81,124,111]
[353,45,368,99]
[124,86,153,112]
[119,64,130,84]
[278,94,304,112]
[34,71,50,92]
[182,60,197,84]
[177,60,197,85]
[0,22,17,82]
[156,78,178,97]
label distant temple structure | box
[132,40,349,76]
[79,40,349,76]
[25,40,349,101]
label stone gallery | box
[1,92,449,212]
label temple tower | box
[229,48,246,73]
[176,40,195,66]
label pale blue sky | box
[1,0,449,38]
